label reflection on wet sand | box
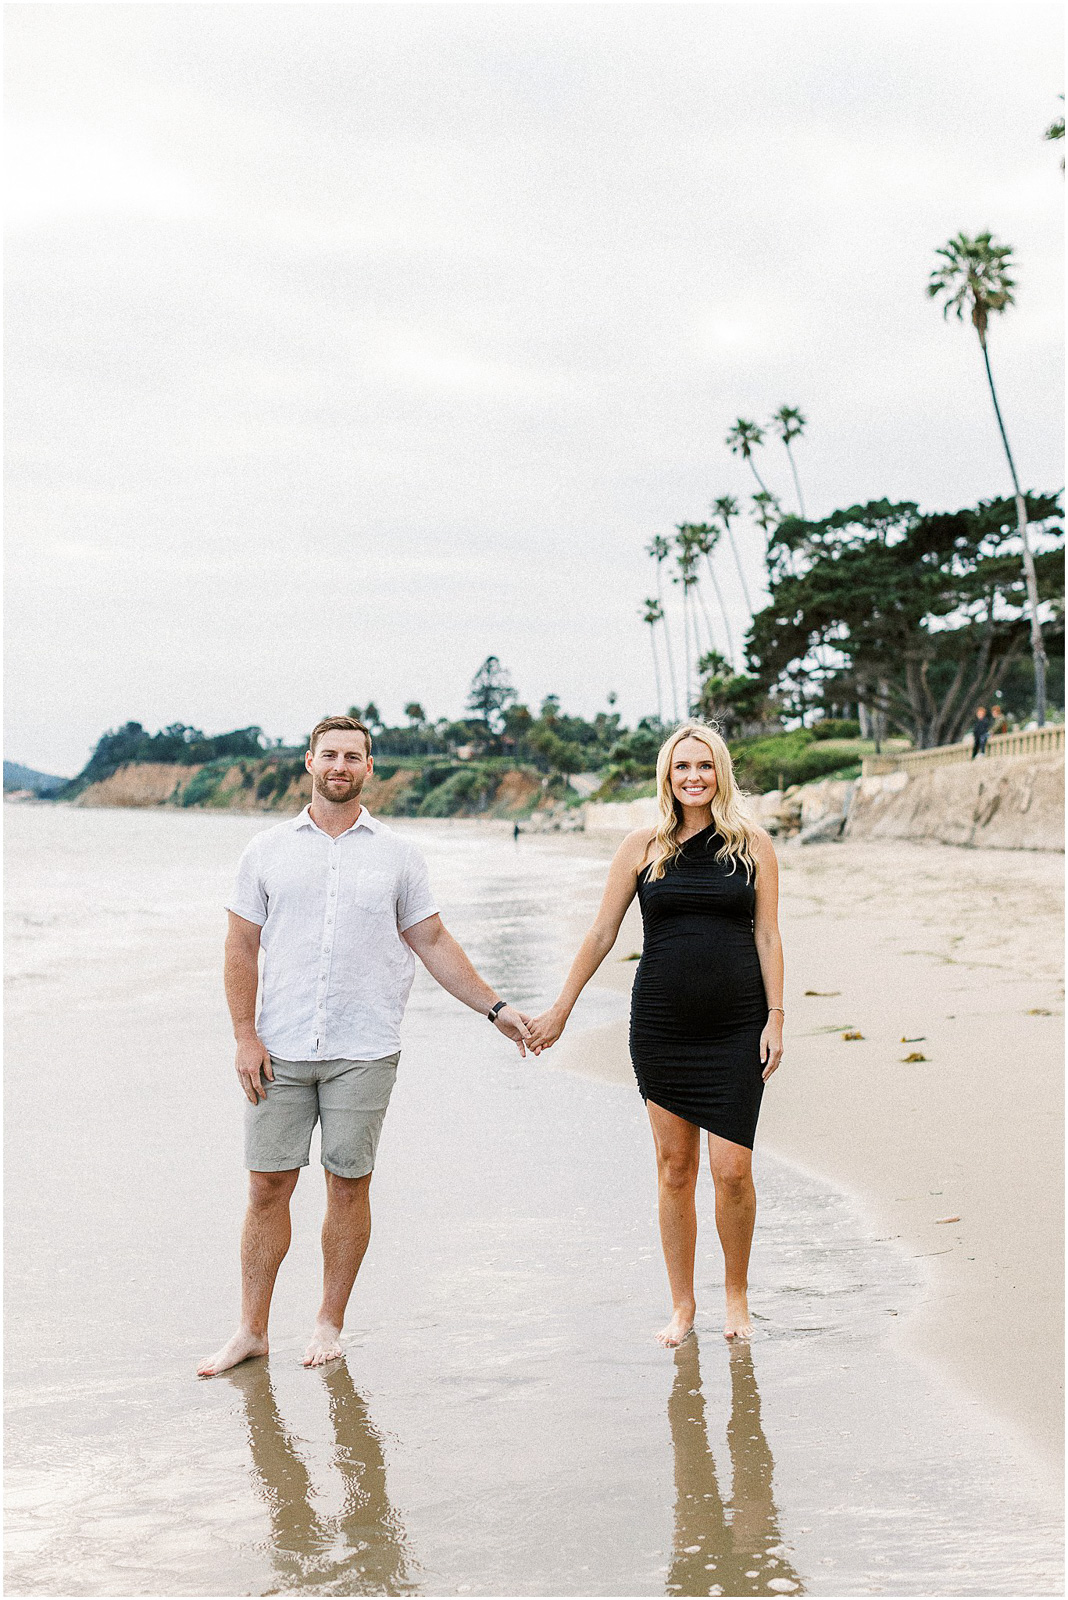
[225,1360,418,1595]
[667,1339,802,1597]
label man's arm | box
[224,911,274,1103]
[401,915,535,1055]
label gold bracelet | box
[768,1007,785,1015]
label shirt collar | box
[293,804,379,836]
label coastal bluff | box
[67,759,542,818]
[847,752,1064,852]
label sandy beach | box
[551,834,1065,1476]
[5,806,1063,1596]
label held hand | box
[527,1004,569,1053]
[760,1018,784,1082]
[492,1005,536,1057]
[236,1036,274,1103]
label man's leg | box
[303,1171,373,1367]
[303,1054,399,1367]
[198,1168,300,1376]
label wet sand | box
[5,808,1063,1596]
[550,835,1065,1476]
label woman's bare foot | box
[303,1320,344,1366]
[724,1289,752,1340]
[197,1328,268,1377]
[655,1305,695,1348]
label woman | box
[529,724,784,1346]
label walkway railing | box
[862,723,1064,777]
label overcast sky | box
[5,2,1064,774]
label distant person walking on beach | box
[972,706,991,758]
[528,724,784,1346]
[198,716,534,1377]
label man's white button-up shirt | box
[226,806,438,1061]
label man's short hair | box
[309,716,372,756]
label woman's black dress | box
[630,826,767,1149]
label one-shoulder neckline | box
[679,823,718,847]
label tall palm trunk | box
[723,521,753,615]
[646,623,664,723]
[783,441,806,518]
[693,580,717,659]
[746,456,771,497]
[703,553,737,667]
[681,592,693,716]
[655,563,680,720]
[980,336,1047,724]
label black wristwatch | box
[487,1000,507,1023]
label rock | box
[799,777,856,829]
[797,813,846,845]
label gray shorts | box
[244,1054,399,1178]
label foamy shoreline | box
[546,833,1065,1479]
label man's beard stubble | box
[312,771,365,805]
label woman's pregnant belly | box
[631,919,766,1038]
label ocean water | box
[4,805,1063,1596]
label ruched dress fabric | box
[630,827,767,1149]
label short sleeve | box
[396,843,439,933]
[226,838,268,927]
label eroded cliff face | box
[74,763,202,807]
[72,761,304,810]
[846,754,1064,851]
[68,762,543,818]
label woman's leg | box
[707,1133,756,1339]
[647,1101,701,1346]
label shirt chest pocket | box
[352,868,396,916]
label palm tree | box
[770,406,807,517]
[725,418,772,494]
[673,535,703,714]
[647,534,680,719]
[751,489,783,547]
[641,599,665,723]
[1045,95,1064,171]
[691,522,737,668]
[677,525,718,661]
[710,494,753,615]
[927,230,1048,724]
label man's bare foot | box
[655,1307,695,1348]
[197,1328,268,1377]
[724,1289,752,1340]
[303,1320,344,1367]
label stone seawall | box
[845,753,1063,852]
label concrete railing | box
[862,723,1064,777]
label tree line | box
[641,111,1064,747]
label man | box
[971,705,991,759]
[198,715,534,1376]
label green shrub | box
[811,718,861,741]
[418,767,499,817]
[180,762,229,807]
[729,731,869,793]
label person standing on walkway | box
[528,724,784,1346]
[972,706,991,758]
[199,715,534,1376]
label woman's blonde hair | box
[646,722,760,882]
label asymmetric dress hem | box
[629,825,767,1150]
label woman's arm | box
[528,828,651,1050]
[752,830,785,1081]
